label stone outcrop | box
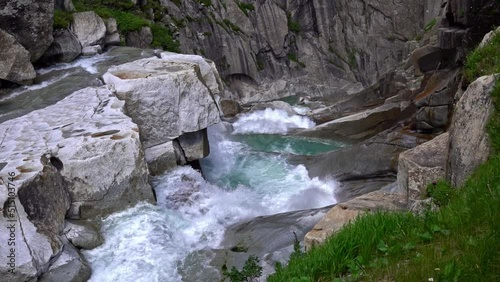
[55,0,75,12]
[0,29,36,84]
[413,68,462,132]
[298,102,413,141]
[71,11,107,47]
[104,18,121,46]
[102,54,221,150]
[304,190,406,250]
[38,29,82,65]
[447,75,496,187]
[0,0,54,62]
[397,133,449,206]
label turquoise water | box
[233,134,344,156]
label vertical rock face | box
[0,29,36,84]
[447,75,496,187]
[167,0,433,102]
[0,0,54,62]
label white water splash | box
[0,72,74,102]
[84,120,337,282]
[232,108,315,134]
[36,54,111,75]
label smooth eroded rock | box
[144,141,178,176]
[64,220,103,250]
[0,86,155,221]
[39,242,91,282]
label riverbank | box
[268,29,500,282]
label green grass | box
[223,19,242,33]
[268,29,500,282]
[464,30,500,83]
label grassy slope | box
[268,31,500,282]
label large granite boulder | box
[397,133,449,206]
[0,29,36,84]
[447,75,496,187]
[38,29,82,66]
[102,55,221,149]
[0,0,54,62]
[71,11,107,47]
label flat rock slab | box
[304,190,406,250]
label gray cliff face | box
[162,0,439,101]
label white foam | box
[36,54,111,75]
[84,123,338,282]
[232,108,315,134]
[0,72,74,102]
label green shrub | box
[53,10,73,29]
[236,1,255,16]
[287,13,300,33]
[427,181,456,206]
[222,255,263,282]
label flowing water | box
[83,109,341,282]
[0,48,342,281]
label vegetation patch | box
[287,13,300,33]
[236,1,255,16]
[72,0,179,52]
[269,29,500,282]
[53,10,73,29]
[288,53,306,68]
[223,19,242,33]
